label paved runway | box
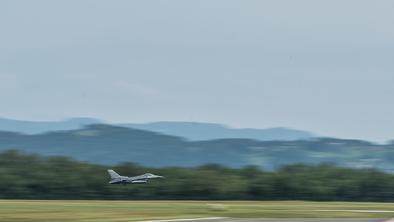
[208,219,385,222]
[144,218,388,222]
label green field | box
[0,200,394,222]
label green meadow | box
[0,200,394,222]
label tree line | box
[0,150,393,201]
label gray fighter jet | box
[107,169,163,184]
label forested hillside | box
[0,124,393,171]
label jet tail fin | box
[107,169,121,179]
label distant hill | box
[0,124,393,172]
[121,122,314,141]
[0,117,101,134]
[0,118,314,141]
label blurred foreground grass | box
[0,200,394,222]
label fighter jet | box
[107,169,163,185]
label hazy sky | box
[1,0,394,142]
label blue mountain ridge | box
[0,118,314,141]
[0,123,393,172]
